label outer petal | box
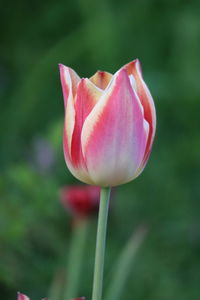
[60,64,92,184]
[123,59,156,165]
[17,293,29,300]
[63,79,103,185]
[71,78,102,167]
[90,71,113,90]
[81,69,148,187]
[59,64,77,161]
[63,120,94,184]
[59,64,80,108]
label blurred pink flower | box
[60,185,100,218]
[17,292,48,300]
[18,293,29,300]
[17,292,85,300]
[59,59,156,187]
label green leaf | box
[105,225,147,300]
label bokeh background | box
[1,0,200,299]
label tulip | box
[59,59,156,300]
[17,293,48,300]
[60,185,100,218]
[17,292,85,300]
[59,59,156,187]
[18,293,29,300]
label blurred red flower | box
[60,185,100,218]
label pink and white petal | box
[70,79,102,168]
[17,293,29,300]
[123,59,156,163]
[64,98,76,160]
[90,71,113,90]
[131,119,150,179]
[59,65,94,184]
[61,76,101,184]
[63,123,94,185]
[59,64,80,108]
[59,64,78,158]
[81,69,148,187]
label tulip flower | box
[17,293,48,300]
[60,185,100,218]
[59,59,156,300]
[18,293,29,300]
[59,59,156,187]
[17,292,85,299]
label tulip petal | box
[71,78,103,167]
[59,64,80,108]
[123,59,156,164]
[81,69,148,187]
[17,293,30,300]
[63,78,103,185]
[63,120,94,185]
[59,65,95,183]
[59,64,77,161]
[90,71,113,90]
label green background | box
[0,0,200,299]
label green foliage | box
[0,0,200,299]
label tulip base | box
[92,187,111,300]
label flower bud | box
[59,59,156,187]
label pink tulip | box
[18,293,30,300]
[59,59,156,187]
[17,293,48,300]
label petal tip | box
[58,63,65,69]
[114,67,129,83]
[134,57,140,63]
[134,58,142,72]
[59,63,69,73]
[123,58,142,75]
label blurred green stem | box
[64,218,89,300]
[92,187,111,300]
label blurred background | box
[1,0,200,299]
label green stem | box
[64,218,89,300]
[92,187,111,300]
